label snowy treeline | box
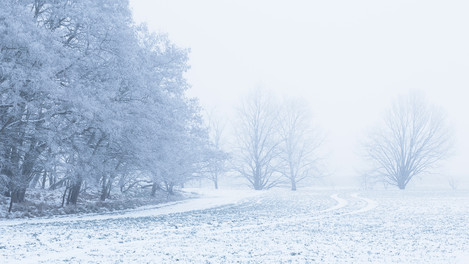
[0,0,225,212]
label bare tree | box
[205,110,229,189]
[447,175,459,190]
[357,169,382,190]
[277,99,323,190]
[234,89,281,190]
[365,93,452,189]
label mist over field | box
[1,0,468,263]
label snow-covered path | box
[1,189,468,263]
[319,193,348,213]
[345,193,379,215]
[0,189,261,227]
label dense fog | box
[1,0,468,263]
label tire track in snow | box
[318,193,348,213]
[195,192,355,233]
[342,193,378,215]
[309,192,377,217]
[206,192,378,233]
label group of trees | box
[232,90,453,191]
[234,90,323,191]
[0,0,225,212]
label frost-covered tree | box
[127,27,207,196]
[1,0,212,211]
[364,93,452,190]
[0,1,69,211]
[234,89,282,190]
[277,99,323,191]
[27,0,143,205]
[147,99,210,194]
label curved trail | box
[319,193,348,213]
[0,190,378,229]
[311,192,378,218]
[207,192,379,233]
[344,193,378,215]
[0,189,262,227]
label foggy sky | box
[130,0,469,186]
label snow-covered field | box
[1,188,468,263]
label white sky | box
[130,0,469,186]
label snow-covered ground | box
[0,188,468,263]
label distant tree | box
[357,170,381,190]
[203,110,230,189]
[364,93,452,190]
[234,89,282,190]
[447,175,459,191]
[277,99,323,191]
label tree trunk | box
[41,171,47,189]
[100,187,107,201]
[106,182,112,199]
[167,183,174,195]
[151,182,159,197]
[49,172,56,189]
[8,188,27,212]
[397,179,406,190]
[291,179,297,191]
[61,187,69,207]
[253,173,262,190]
[8,196,13,213]
[67,181,82,205]
[214,180,218,189]
[99,179,112,201]
[10,188,26,203]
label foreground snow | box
[0,188,468,263]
